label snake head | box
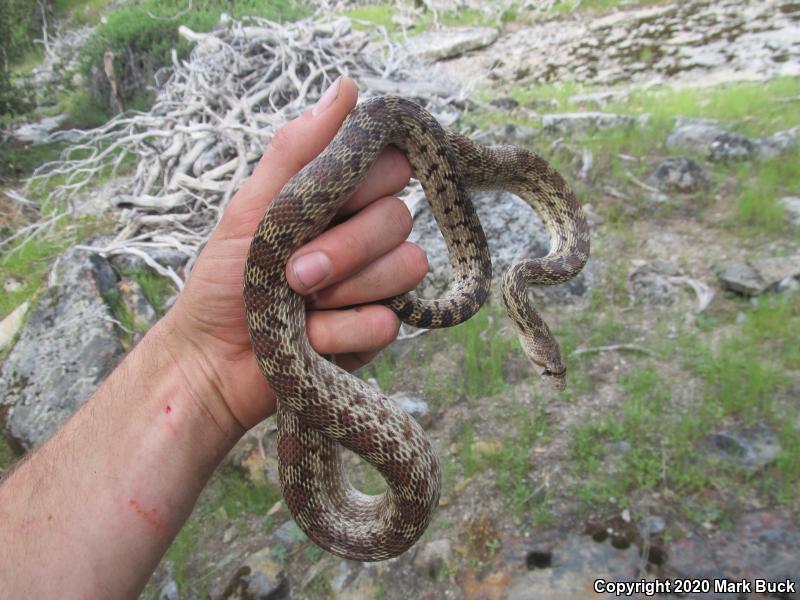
[541,364,567,391]
[518,333,567,391]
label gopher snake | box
[244,96,589,561]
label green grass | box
[53,0,114,26]
[0,221,97,320]
[363,302,521,404]
[729,149,800,235]
[0,436,16,471]
[569,291,800,521]
[447,303,518,399]
[343,3,494,34]
[134,270,175,318]
[165,467,281,595]
[454,404,549,517]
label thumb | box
[217,75,359,239]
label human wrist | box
[151,310,246,448]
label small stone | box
[413,539,452,578]
[159,579,180,600]
[779,196,800,225]
[390,392,432,428]
[709,131,757,162]
[638,515,666,537]
[3,277,22,293]
[708,429,781,472]
[489,96,519,110]
[223,525,238,544]
[651,156,709,193]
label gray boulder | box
[0,247,125,449]
[406,27,498,61]
[507,534,640,599]
[716,255,800,296]
[757,126,800,160]
[408,190,596,303]
[666,117,758,162]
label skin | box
[0,76,427,598]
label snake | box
[243,95,590,561]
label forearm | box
[0,312,244,598]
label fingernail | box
[312,76,342,116]
[291,251,331,290]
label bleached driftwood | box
[3,14,463,283]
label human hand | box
[163,76,427,432]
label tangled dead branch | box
[4,14,463,280]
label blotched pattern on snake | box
[244,96,590,561]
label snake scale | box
[244,95,589,561]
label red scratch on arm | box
[164,404,172,414]
[129,499,169,534]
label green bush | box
[78,0,307,116]
[0,0,40,115]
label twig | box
[571,343,659,357]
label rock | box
[223,525,238,544]
[780,196,800,225]
[389,392,432,428]
[757,126,800,160]
[0,247,125,449]
[406,27,499,61]
[158,579,180,600]
[11,114,67,145]
[667,510,800,599]
[638,515,666,537]
[507,534,640,599]
[438,1,800,91]
[708,130,757,162]
[666,118,759,162]
[270,520,307,547]
[651,156,709,192]
[489,96,519,110]
[225,422,281,489]
[569,90,628,106]
[540,112,643,135]
[330,568,380,600]
[218,547,288,600]
[716,255,800,296]
[117,278,157,330]
[627,260,683,304]
[159,561,181,600]
[4,277,22,293]
[0,302,29,352]
[109,247,190,275]
[408,190,596,303]
[413,539,452,578]
[708,429,781,472]
[483,123,538,146]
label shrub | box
[78,0,307,117]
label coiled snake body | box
[244,96,589,561]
